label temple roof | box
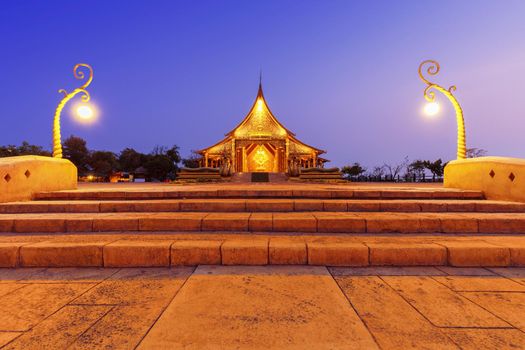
[197,82,325,155]
[224,82,295,138]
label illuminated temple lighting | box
[423,102,440,117]
[52,63,94,158]
[256,98,264,112]
[198,81,325,172]
[418,60,467,160]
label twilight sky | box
[1,0,524,168]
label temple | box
[196,82,327,173]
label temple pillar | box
[242,147,247,172]
[285,140,289,172]
[231,139,236,172]
[204,153,208,168]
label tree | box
[63,135,90,174]
[182,152,201,168]
[407,160,426,178]
[383,156,409,180]
[0,145,18,157]
[369,166,385,178]
[466,148,488,158]
[143,145,180,181]
[17,141,51,156]
[0,141,50,157]
[341,163,366,180]
[423,159,445,177]
[89,151,118,179]
[119,148,144,173]
[166,145,181,165]
[144,154,176,181]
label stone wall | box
[0,155,77,203]
[445,156,525,202]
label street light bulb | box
[77,105,93,120]
[424,102,440,117]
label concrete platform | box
[0,266,524,349]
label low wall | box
[0,155,77,203]
[444,156,525,202]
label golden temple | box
[197,82,326,173]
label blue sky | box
[1,0,524,168]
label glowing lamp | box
[423,102,439,117]
[418,60,467,160]
[76,105,93,120]
[52,63,94,158]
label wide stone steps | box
[2,212,525,234]
[1,233,523,268]
[34,188,484,200]
[3,185,523,268]
[1,199,524,214]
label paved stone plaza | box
[0,266,524,349]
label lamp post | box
[52,63,94,158]
[418,60,466,160]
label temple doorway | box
[246,143,276,172]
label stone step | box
[1,233,523,267]
[33,188,484,201]
[1,199,524,214]
[2,212,525,234]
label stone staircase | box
[0,184,524,268]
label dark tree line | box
[342,148,487,182]
[0,142,51,157]
[62,136,181,181]
[342,159,445,182]
[0,137,184,182]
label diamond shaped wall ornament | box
[4,174,11,182]
[509,172,516,182]
[24,170,31,178]
[489,170,495,178]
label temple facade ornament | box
[196,82,327,173]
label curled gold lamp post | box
[418,60,466,160]
[52,63,94,158]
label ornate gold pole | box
[418,60,466,160]
[53,63,94,158]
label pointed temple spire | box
[258,70,264,97]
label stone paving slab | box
[460,292,525,331]
[0,283,95,331]
[433,275,525,292]
[137,265,379,349]
[444,328,525,350]
[382,276,511,328]
[333,275,458,349]
[2,305,111,350]
[0,266,523,348]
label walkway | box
[0,266,524,349]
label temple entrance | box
[246,143,275,172]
